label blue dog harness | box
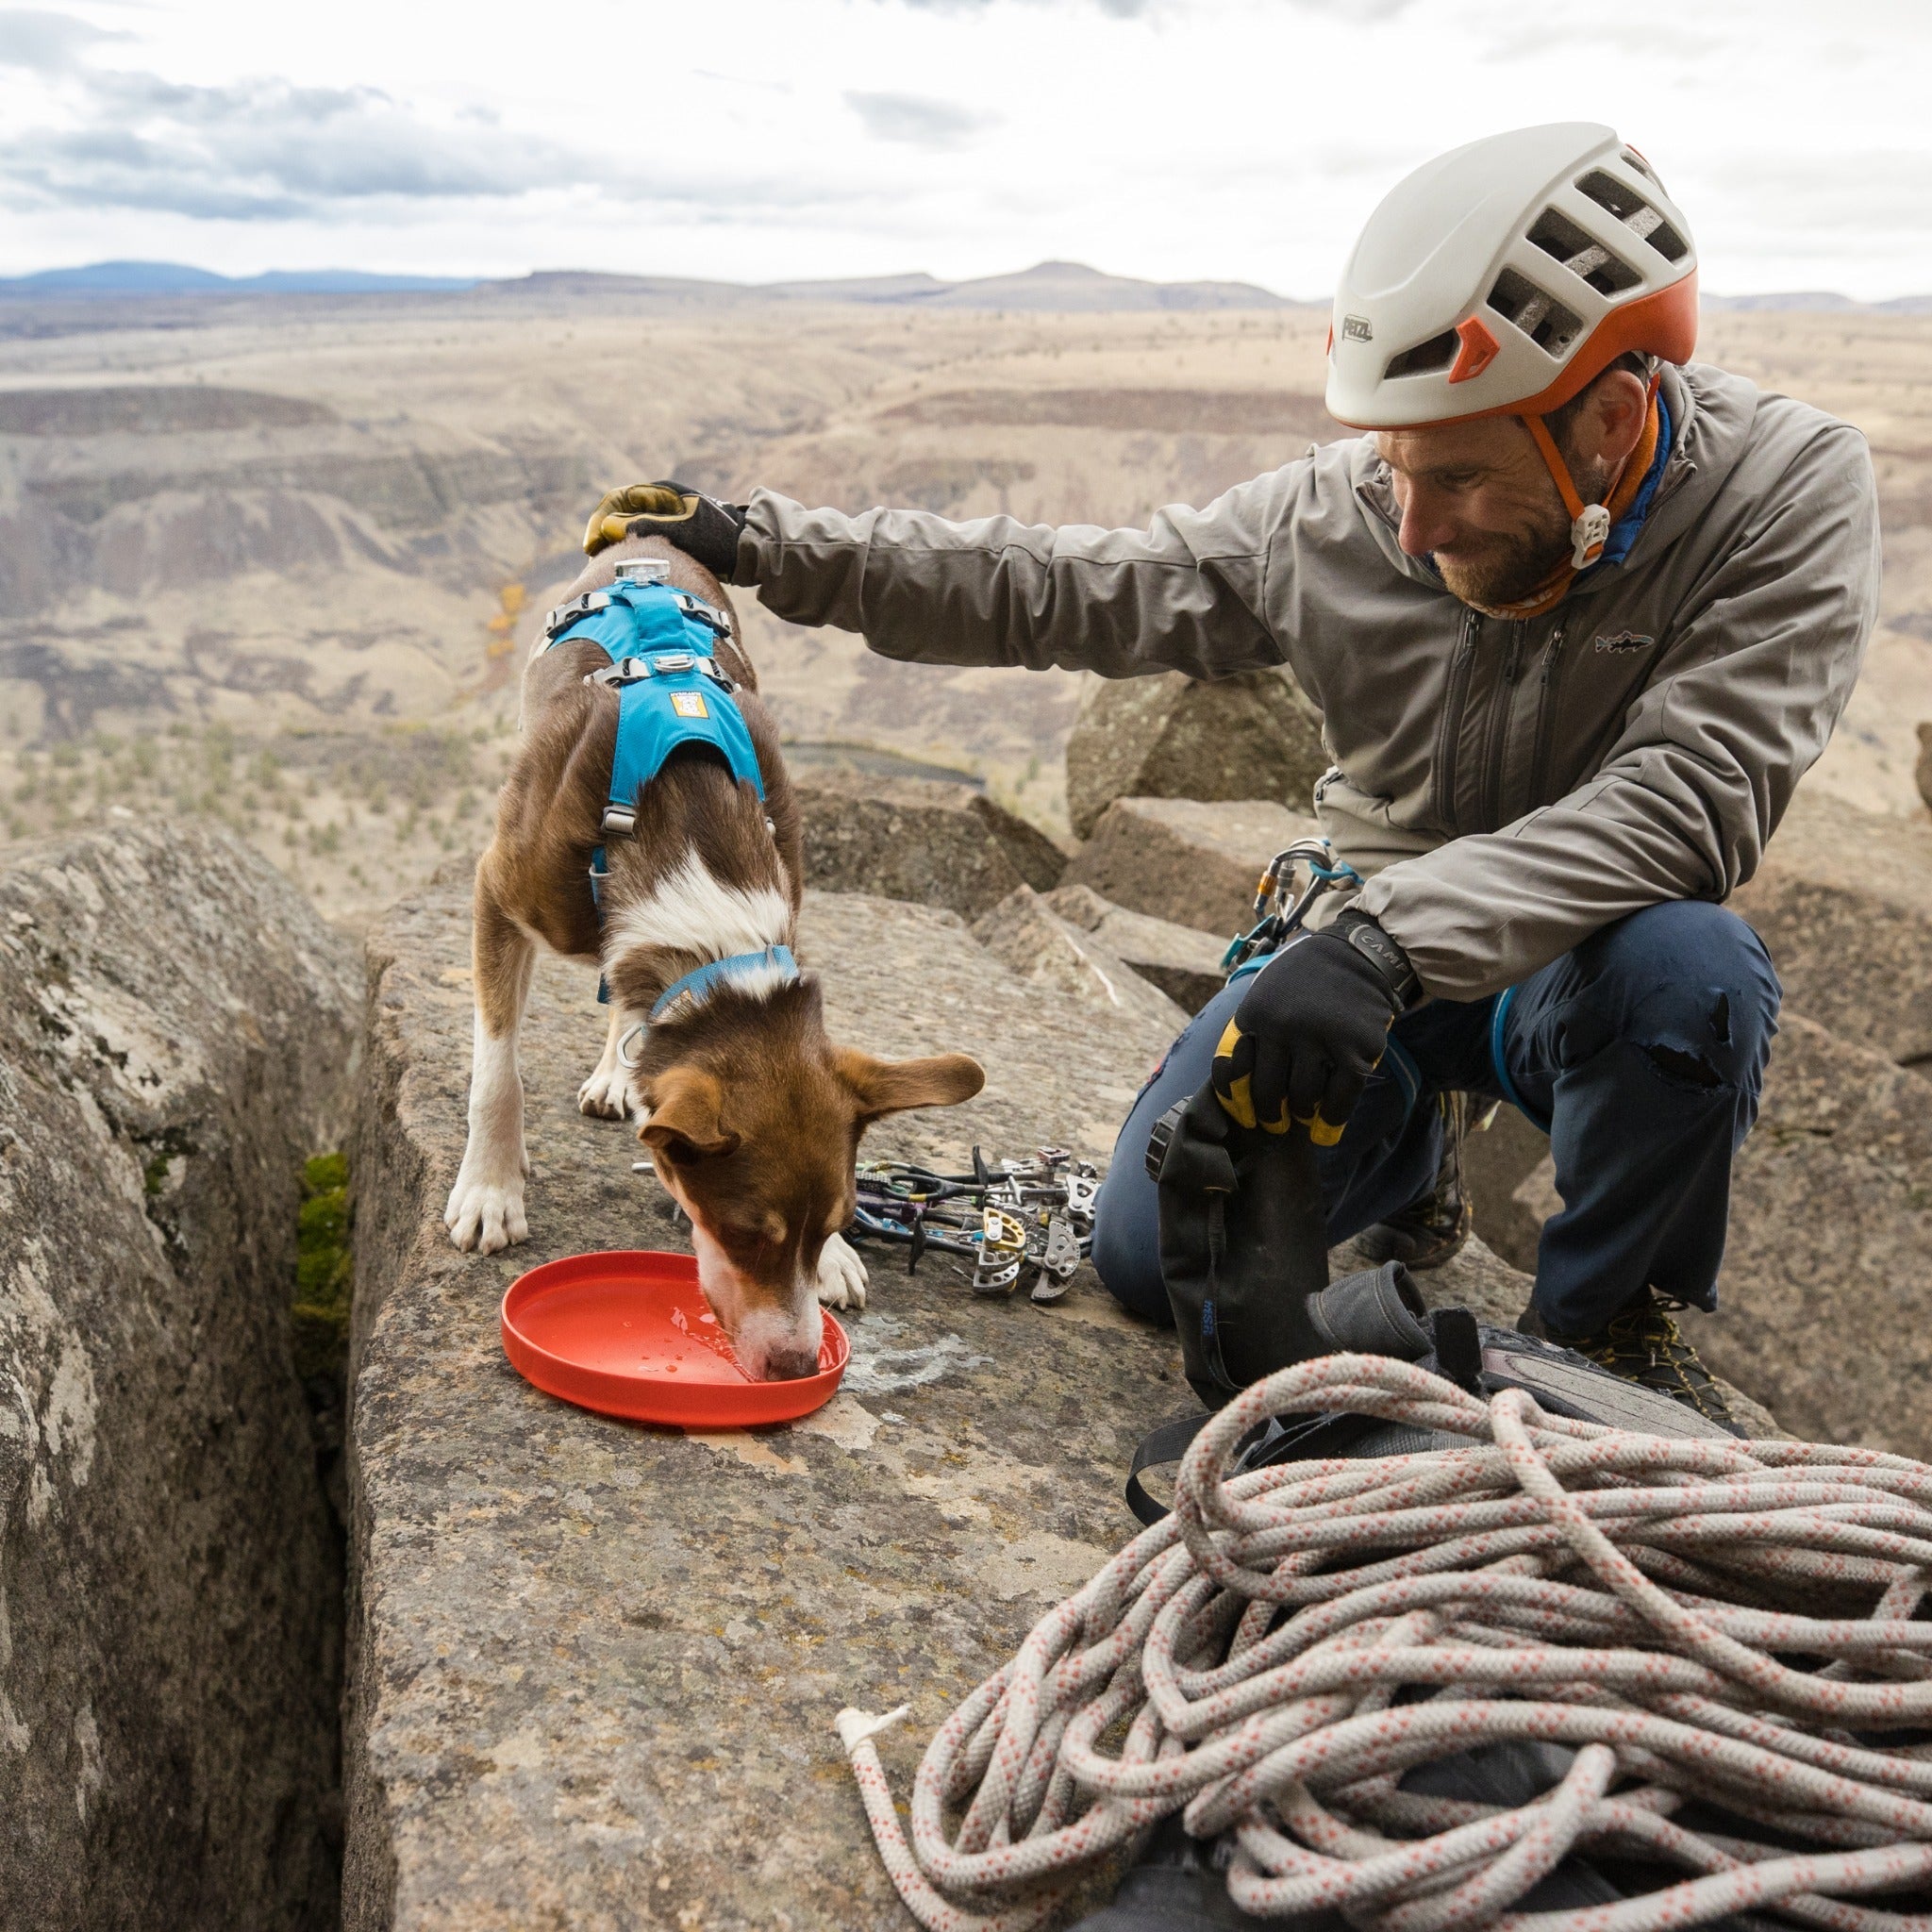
[541,563,797,1016]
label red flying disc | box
[500,1249,848,1429]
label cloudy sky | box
[1,0,1927,298]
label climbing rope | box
[837,1354,1932,1932]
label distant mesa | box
[0,259,479,297]
[489,258,1305,311]
[6,258,1928,315]
[0,257,1303,313]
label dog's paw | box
[576,1063,638,1121]
[815,1230,869,1311]
[444,1173,529,1255]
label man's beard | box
[1433,518,1571,609]
[1433,451,1615,611]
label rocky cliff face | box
[0,822,359,1930]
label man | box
[592,123,1879,1427]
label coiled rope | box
[836,1354,1932,1932]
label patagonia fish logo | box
[671,691,709,719]
[1341,314,1374,343]
[1593,631,1657,655]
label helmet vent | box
[1576,169,1689,263]
[1383,330,1459,381]
[1488,269,1583,359]
[1527,208,1641,297]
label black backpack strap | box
[1125,1411,1213,1526]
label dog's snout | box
[762,1341,822,1382]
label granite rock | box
[1063,795,1323,938]
[0,821,358,1930]
[795,770,1066,916]
[1044,884,1231,1016]
[970,887,1191,1041]
[1731,789,1932,1072]
[1063,669,1328,841]
[1459,1104,1554,1276]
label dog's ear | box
[640,1067,741,1161]
[833,1048,985,1124]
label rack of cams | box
[849,1148,1099,1304]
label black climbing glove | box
[582,480,748,581]
[1211,912,1420,1145]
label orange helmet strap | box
[1524,414,1610,571]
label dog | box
[443,531,985,1380]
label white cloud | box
[844,90,995,149]
[0,0,1924,298]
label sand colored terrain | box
[0,291,1927,926]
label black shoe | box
[1529,1287,1743,1436]
[1356,1093,1473,1272]
[1065,1816,1270,1931]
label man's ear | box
[833,1047,985,1124]
[639,1067,741,1160]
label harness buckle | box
[541,589,610,641]
[601,804,637,839]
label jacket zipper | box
[1431,607,1480,835]
[1476,622,1530,831]
[1527,625,1570,806]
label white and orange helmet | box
[1325,125,1697,568]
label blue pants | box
[1091,901,1781,1338]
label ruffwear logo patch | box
[1593,632,1657,655]
[1341,314,1374,343]
[671,691,710,719]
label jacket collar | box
[1347,360,1760,605]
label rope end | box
[836,1704,910,1756]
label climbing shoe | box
[1356,1092,1474,1272]
[1524,1287,1744,1436]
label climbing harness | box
[543,557,792,1015]
[839,1349,1932,1932]
[847,1147,1099,1304]
[1221,839,1362,984]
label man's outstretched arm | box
[733,476,1296,682]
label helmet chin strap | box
[1522,373,1661,573]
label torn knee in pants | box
[1641,991,1740,1091]
[1645,1041,1724,1090]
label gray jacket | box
[739,362,1881,1001]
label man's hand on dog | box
[583,480,747,580]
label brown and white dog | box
[444,533,985,1379]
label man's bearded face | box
[1375,416,1614,609]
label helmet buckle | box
[1571,503,1612,571]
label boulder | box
[1917,721,1932,815]
[1064,667,1328,841]
[1730,789,1932,1071]
[1045,882,1232,1015]
[970,886,1190,1040]
[342,885,1194,1931]
[0,822,358,1929]
[1508,1015,1932,1457]
[1063,795,1323,938]
[1459,1103,1555,1276]
[793,769,1065,916]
